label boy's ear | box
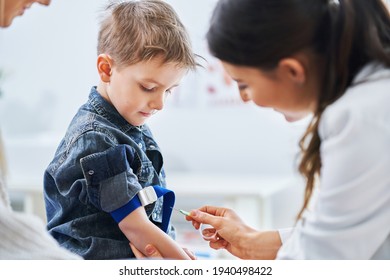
[277,58,306,85]
[97,54,113,83]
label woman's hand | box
[186,206,282,259]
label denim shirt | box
[44,87,171,259]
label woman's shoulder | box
[319,64,390,139]
[336,64,389,110]
[320,64,390,137]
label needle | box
[171,207,191,216]
[171,207,218,240]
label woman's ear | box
[278,58,306,85]
[97,54,113,83]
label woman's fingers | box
[189,209,220,228]
[209,239,228,250]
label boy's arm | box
[118,207,191,260]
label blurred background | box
[0,0,360,259]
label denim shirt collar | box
[88,86,142,134]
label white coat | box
[277,63,390,259]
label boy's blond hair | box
[98,0,197,70]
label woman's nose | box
[240,90,251,102]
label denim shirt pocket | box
[80,145,142,213]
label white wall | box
[0,0,102,136]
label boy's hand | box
[182,247,197,260]
[130,243,196,259]
[130,243,163,259]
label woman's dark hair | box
[207,0,390,219]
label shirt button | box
[149,145,155,149]
[88,170,94,175]
[138,143,143,149]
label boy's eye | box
[141,85,155,92]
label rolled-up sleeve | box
[278,228,293,244]
[80,145,142,212]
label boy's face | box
[102,56,186,127]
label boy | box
[43,0,198,259]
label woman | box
[0,0,81,259]
[0,0,49,27]
[137,0,390,259]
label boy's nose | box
[149,93,165,111]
